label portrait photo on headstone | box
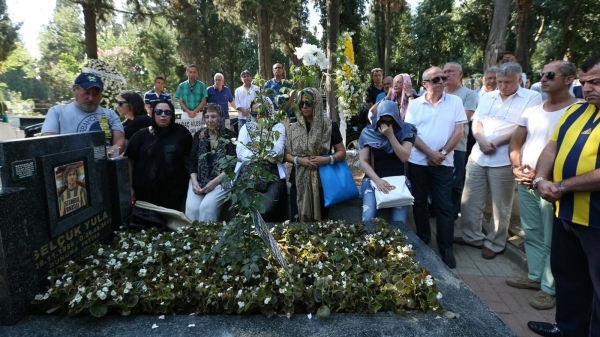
[54,161,88,217]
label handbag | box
[318,155,359,207]
[369,148,414,209]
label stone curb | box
[505,240,529,274]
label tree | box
[0,43,47,100]
[514,0,532,71]
[0,0,20,71]
[70,0,115,59]
[484,0,511,69]
[413,0,454,70]
[326,0,340,123]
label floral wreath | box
[334,32,368,119]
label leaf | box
[316,305,331,319]
[125,295,139,308]
[371,302,382,313]
[89,302,108,318]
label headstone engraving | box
[10,159,36,181]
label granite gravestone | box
[0,131,130,325]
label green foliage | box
[0,0,20,68]
[33,220,443,318]
[0,43,48,100]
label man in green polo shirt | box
[175,64,207,119]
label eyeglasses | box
[539,72,565,80]
[298,101,313,108]
[117,101,127,106]
[155,109,172,116]
[423,76,448,84]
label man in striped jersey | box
[58,165,87,216]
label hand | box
[537,180,562,203]
[308,156,328,168]
[385,89,394,100]
[427,151,445,166]
[191,180,202,195]
[378,123,394,138]
[299,157,317,169]
[188,111,197,119]
[374,178,393,194]
[130,188,137,205]
[512,164,535,187]
[241,108,249,117]
[479,140,497,155]
[404,82,413,97]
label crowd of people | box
[39,52,600,337]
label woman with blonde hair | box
[368,73,414,123]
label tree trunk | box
[383,1,391,77]
[515,0,531,72]
[257,6,272,80]
[555,0,585,60]
[82,2,98,59]
[484,0,511,70]
[326,0,340,124]
[374,1,385,68]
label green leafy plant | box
[33,220,443,318]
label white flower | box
[437,292,443,300]
[35,294,43,301]
[111,290,117,297]
[97,248,104,255]
[195,268,202,275]
[236,289,243,298]
[158,315,165,319]
[73,293,82,303]
[87,292,93,300]
[425,275,434,287]
[55,280,62,286]
[138,269,147,277]
[96,290,106,300]
[264,297,271,304]
[237,301,245,308]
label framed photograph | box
[54,161,88,218]
[40,147,101,238]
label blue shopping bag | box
[318,158,359,207]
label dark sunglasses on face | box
[423,76,448,84]
[298,101,313,108]
[117,101,127,106]
[539,72,564,80]
[155,109,173,116]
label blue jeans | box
[361,177,408,231]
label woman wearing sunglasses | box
[125,101,193,211]
[185,103,237,222]
[285,87,346,222]
[359,100,416,230]
[117,91,153,140]
[235,98,287,221]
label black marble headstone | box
[0,132,130,325]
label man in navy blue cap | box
[42,72,125,151]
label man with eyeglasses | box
[175,64,207,120]
[443,62,478,221]
[504,61,578,313]
[264,63,293,112]
[527,54,600,337]
[454,62,542,260]
[477,67,499,99]
[41,72,125,153]
[207,73,236,130]
[404,67,467,269]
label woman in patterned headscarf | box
[185,103,237,222]
[368,73,414,123]
[284,87,346,222]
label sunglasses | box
[155,109,173,116]
[423,76,448,84]
[298,101,313,108]
[539,72,565,80]
[117,101,127,106]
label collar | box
[491,86,527,99]
[419,91,448,105]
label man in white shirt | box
[234,70,260,130]
[505,61,577,310]
[455,62,542,259]
[405,67,467,269]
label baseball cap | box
[74,73,104,90]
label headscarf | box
[149,101,177,139]
[286,87,332,221]
[358,100,416,153]
[193,103,236,188]
[388,74,412,120]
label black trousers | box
[408,163,454,253]
[552,218,600,336]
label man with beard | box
[42,72,125,151]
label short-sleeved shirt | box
[174,80,208,111]
[144,89,171,106]
[264,79,293,109]
[518,102,572,169]
[471,87,542,167]
[550,103,600,228]
[366,84,385,105]
[404,93,467,167]
[447,86,478,152]
[207,85,234,119]
[41,102,124,144]
[235,84,260,120]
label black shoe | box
[527,321,562,337]
[441,250,456,269]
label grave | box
[0,132,130,325]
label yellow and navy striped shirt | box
[550,102,600,228]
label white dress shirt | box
[234,84,260,121]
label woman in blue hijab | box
[358,100,417,229]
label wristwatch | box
[440,149,448,156]
[532,177,547,189]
